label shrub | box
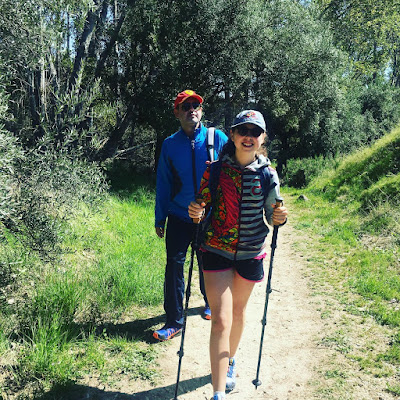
[282,155,339,188]
[0,136,108,260]
[7,148,108,259]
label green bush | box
[282,155,339,188]
[2,148,108,260]
[311,125,400,201]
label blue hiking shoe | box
[153,326,182,341]
[210,394,225,400]
[226,357,236,391]
[202,305,211,320]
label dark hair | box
[219,139,236,159]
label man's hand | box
[155,227,164,238]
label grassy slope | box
[287,124,400,397]
[312,124,400,207]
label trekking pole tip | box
[252,378,262,388]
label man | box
[154,89,227,341]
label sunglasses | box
[236,125,264,138]
[180,102,202,112]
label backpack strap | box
[206,127,215,162]
[208,158,222,206]
[260,165,277,202]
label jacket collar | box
[178,123,205,141]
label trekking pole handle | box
[192,196,205,224]
[273,196,284,227]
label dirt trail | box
[129,222,325,400]
[74,215,398,400]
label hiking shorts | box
[202,251,264,282]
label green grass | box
[286,127,400,395]
[288,186,400,396]
[0,182,166,397]
[311,124,400,206]
[66,195,165,311]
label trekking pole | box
[174,198,204,400]
[253,196,284,389]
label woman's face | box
[230,123,266,154]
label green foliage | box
[316,0,400,81]
[256,1,346,159]
[282,155,339,188]
[311,125,400,204]
[6,148,107,259]
[0,184,165,397]
[2,0,400,168]
[0,132,24,223]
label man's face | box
[173,97,203,132]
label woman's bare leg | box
[204,269,256,392]
[229,272,256,358]
[204,269,234,392]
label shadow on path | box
[78,306,206,344]
[36,374,211,400]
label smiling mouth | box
[242,142,253,147]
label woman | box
[188,110,288,400]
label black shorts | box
[202,251,264,282]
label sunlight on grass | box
[0,184,166,397]
[66,195,165,312]
[287,175,400,392]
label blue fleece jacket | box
[155,123,227,228]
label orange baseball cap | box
[174,89,203,109]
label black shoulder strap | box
[260,165,277,201]
[209,159,222,206]
[206,127,215,162]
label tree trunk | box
[68,5,99,91]
[392,48,400,87]
[95,9,126,78]
[28,70,44,143]
[224,88,232,133]
[95,109,135,160]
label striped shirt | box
[199,154,281,260]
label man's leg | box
[163,215,193,328]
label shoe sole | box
[202,313,211,320]
[153,329,182,341]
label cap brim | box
[177,94,203,106]
[231,121,265,131]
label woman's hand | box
[188,200,206,221]
[271,204,288,226]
